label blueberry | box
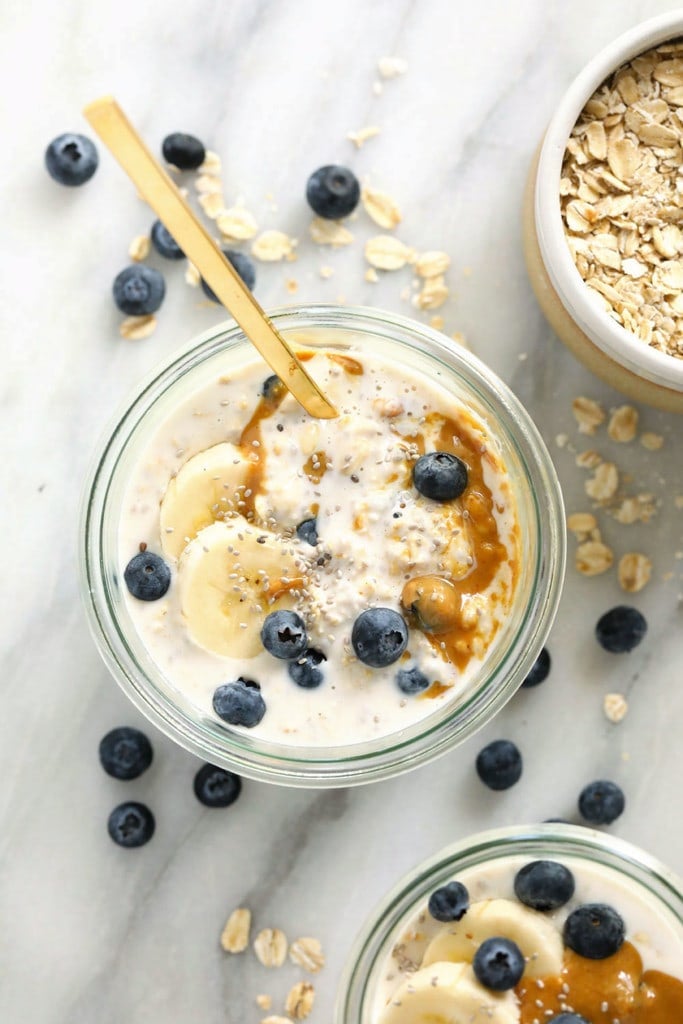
[514,860,575,911]
[475,739,522,791]
[213,678,266,728]
[578,779,625,825]
[193,763,242,807]
[161,132,206,170]
[150,219,184,260]
[351,608,409,668]
[547,1016,591,1024]
[113,265,166,315]
[99,727,153,780]
[306,164,360,219]
[296,518,319,546]
[413,451,468,502]
[595,605,647,653]
[288,648,326,689]
[261,610,307,660]
[521,647,551,688]
[262,374,284,400]
[45,132,98,186]
[396,665,430,695]
[107,802,155,848]
[201,250,256,299]
[124,551,171,601]
[563,902,625,959]
[472,937,525,990]
[427,881,469,922]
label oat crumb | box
[319,265,334,279]
[604,693,629,723]
[378,56,408,79]
[429,315,445,331]
[555,433,569,448]
[365,267,379,283]
[641,432,664,451]
[128,234,150,262]
[256,995,273,1011]
[347,125,381,148]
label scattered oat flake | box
[198,150,222,175]
[185,262,200,288]
[285,982,315,1020]
[640,432,664,451]
[347,125,381,148]
[220,907,251,953]
[675,496,683,509]
[413,275,449,310]
[216,207,258,241]
[319,265,334,279]
[195,173,223,195]
[576,449,602,469]
[429,315,445,330]
[378,56,408,78]
[451,331,469,348]
[555,433,569,448]
[365,234,415,270]
[128,234,150,262]
[289,937,325,973]
[585,462,619,502]
[361,185,402,229]
[252,230,296,262]
[604,693,629,723]
[286,279,299,295]
[261,1017,291,1024]
[576,540,614,576]
[618,552,652,593]
[256,995,272,1011]
[611,494,658,525]
[365,267,379,283]
[253,928,288,967]
[572,397,606,435]
[567,512,598,535]
[415,251,450,278]
[310,217,354,247]
[607,405,638,442]
[198,192,225,219]
[119,315,157,341]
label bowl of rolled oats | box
[524,11,683,411]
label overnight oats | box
[82,307,564,785]
[338,826,683,1023]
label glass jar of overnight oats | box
[337,824,683,1023]
[81,305,564,787]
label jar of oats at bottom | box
[524,12,683,412]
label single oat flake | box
[618,552,652,593]
[128,234,150,262]
[361,185,402,229]
[365,234,415,270]
[607,405,639,442]
[572,397,606,435]
[289,937,325,973]
[119,314,157,340]
[415,251,451,278]
[216,206,259,241]
[253,928,288,967]
[413,275,449,310]
[585,462,619,502]
[251,231,297,262]
[603,692,629,723]
[256,995,272,1011]
[347,125,381,148]
[285,981,315,1020]
[260,1017,291,1024]
[220,907,251,953]
[576,540,614,576]
[640,431,664,451]
[566,512,598,537]
[309,217,354,247]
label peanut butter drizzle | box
[303,450,329,484]
[237,380,287,520]
[516,942,683,1023]
[400,413,518,671]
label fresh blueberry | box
[261,610,307,660]
[396,665,430,695]
[475,739,522,791]
[124,551,171,601]
[99,727,153,780]
[563,902,625,959]
[514,860,575,911]
[296,518,319,546]
[521,647,551,688]
[213,678,266,728]
[113,265,166,315]
[472,937,525,990]
[45,132,98,186]
[150,219,184,260]
[161,132,206,170]
[107,802,155,848]
[262,374,284,400]
[351,608,409,668]
[201,250,256,300]
[595,605,647,653]
[547,1016,591,1024]
[193,763,242,807]
[578,779,625,825]
[427,881,469,922]
[413,451,468,502]
[306,164,360,219]
[288,648,326,689]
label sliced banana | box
[177,520,306,658]
[422,898,563,979]
[160,442,252,559]
[378,961,519,1024]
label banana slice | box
[378,961,519,1024]
[422,898,563,979]
[160,442,252,559]
[177,519,306,658]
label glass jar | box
[81,305,564,787]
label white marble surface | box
[3,0,683,1020]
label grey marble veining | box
[2,0,683,1021]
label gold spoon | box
[83,96,337,419]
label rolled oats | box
[285,982,315,1020]
[575,449,603,469]
[251,231,297,262]
[576,540,614,576]
[378,56,408,78]
[640,431,664,450]
[361,186,402,229]
[128,234,150,262]
[260,1017,291,1024]
[309,217,354,247]
[567,512,598,537]
[198,191,225,219]
[289,937,325,973]
[618,551,652,592]
[364,267,379,283]
[195,174,223,195]
[347,125,381,148]
[254,928,288,967]
[415,251,451,278]
[585,461,619,502]
[185,262,201,288]
[607,404,639,442]
[198,150,222,175]
[256,995,273,1011]
[413,275,449,310]
[221,907,252,953]
[572,397,606,435]
[365,234,415,270]
[603,692,629,723]
[216,206,258,241]
[119,314,157,340]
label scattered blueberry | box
[107,802,155,848]
[475,739,522,791]
[351,607,409,668]
[413,451,468,502]
[396,665,430,695]
[472,937,525,990]
[201,249,256,300]
[193,763,242,807]
[288,648,326,689]
[262,374,284,400]
[45,132,98,186]
[161,132,206,170]
[514,860,575,911]
[150,219,184,260]
[563,902,625,959]
[296,518,319,546]
[306,164,360,219]
[547,1016,590,1024]
[213,678,266,728]
[521,647,551,688]
[595,605,647,653]
[261,610,308,660]
[113,265,166,315]
[124,551,171,601]
[99,727,153,780]
[427,881,469,922]
[578,779,625,825]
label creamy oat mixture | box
[119,346,519,747]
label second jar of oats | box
[524,11,683,412]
